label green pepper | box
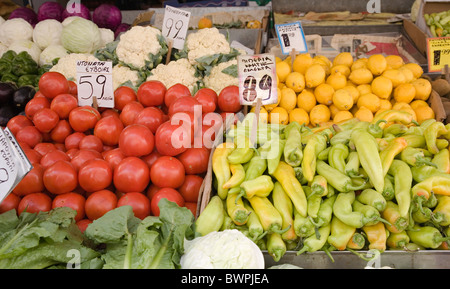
[12,51,38,76]
[424,192,438,208]
[0,59,12,77]
[267,232,286,262]
[226,191,250,226]
[297,224,331,255]
[316,160,368,193]
[228,135,254,164]
[382,201,409,233]
[407,225,450,249]
[411,205,433,223]
[304,185,321,219]
[352,200,390,226]
[1,72,18,83]
[272,182,297,241]
[317,146,331,161]
[433,195,450,226]
[301,133,328,182]
[283,121,303,167]
[1,50,17,62]
[244,202,266,241]
[411,164,446,183]
[400,147,436,167]
[17,74,38,87]
[382,175,395,201]
[432,148,450,174]
[333,191,373,228]
[401,133,427,148]
[368,119,386,138]
[345,151,362,178]
[327,215,357,251]
[357,188,387,212]
[227,153,267,196]
[237,175,274,201]
[329,121,369,146]
[293,207,315,238]
[411,174,450,213]
[266,138,286,175]
[388,159,412,220]
[346,232,365,250]
[310,175,328,197]
[310,194,336,228]
[383,123,408,137]
[328,143,349,174]
[423,121,449,154]
[293,167,308,185]
[386,231,410,249]
[379,137,408,177]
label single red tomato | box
[150,188,185,216]
[78,158,112,193]
[32,107,60,133]
[194,88,218,114]
[113,157,150,193]
[0,193,21,214]
[93,115,124,147]
[101,108,120,119]
[118,124,154,157]
[66,148,79,159]
[70,149,102,171]
[154,120,190,156]
[84,189,117,220]
[69,106,101,133]
[54,143,66,152]
[40,149,70,169]
[150,156,185,189]
[50,93,78,119]
[64,132,86,150]
[34,142,56,156]
[50,119,73,143]
[117,192,151,219]
[17,192,52,215]
[146,183,160,201]
[141,150,161,170]
[137,80,166,107]
[102,148,125,170]
[168,96,201,116]
[164,83,191,108]
[24,148,42,164]
[38,72,69,99]
[184,202,197,217]
[114,85,137,111]
[7,115,33,136]
[78,134,103,153]
[133,106,165,134]
[178,174,203,203]
[13,162,44,196]
[119,101,144,127]
[76,219,92,233]
[43,160,78,195]
[218,85,241,113]
[15,125,43,148]
[177,147,210,175]
[52,192,86,221]
[25,96,50,119]
[68,80,77,95]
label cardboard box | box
[403,19,429,55]
[415,0,450,37]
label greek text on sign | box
[427,37,450,73]
[162,5,190,50]
[76,60,114,108]
[275,21,308,55]
[237,54,278,106]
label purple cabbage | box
[37,2,64,22]
[114,23,130,39]
[9,7,38,27]
[61,3,91,20]
[92,4,122,31]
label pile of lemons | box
[261,52,435,127]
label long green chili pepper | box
[368,119,387,138]
[222,163,246,189]
[330,121,369,146]
[317,146,331,161]
[386,231,410,250]
[327,216,357,251]
[388,159,412,220]
[226,192,250,226]
[412,205,433,223]
[304,185,322,219]
[266,139,286,175]
[272,182,297,241]
[357,188,387,212]
[309,194,336,228]
[228,154,267,195]
[345,151,362,178]
[297,224,331,255]
[400,147,437,167]
[328,143,349,174]
[283,121,303,167]
[432,148,450,174]
[382,201,409,233]
[267,232,287,262]
[411,164,446,183]
[424,192,438,208]
[407,225,450,249]
[236,175,274,203]
[379,137,408,177]
[352,200,391,227]
[244,202,267,241]
[310,175,328,197]
[423,121,449,154]
[227,135,255,164]
[316,160,369,193]
[293,167,308,185]
[383,123,409,137]
[346,232,365,250]
[433,195,450,226]
[301,133,328,182]
[293,207,315,238]
[382,175,395,201]
[333,191,373,228]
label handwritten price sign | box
[162,5,190,50]
[76,60,114,108]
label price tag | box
[76,60,114,108]
[275,21,308,55]
[427,37,450,72]
[162,5,191,50]
[237,54,278,106]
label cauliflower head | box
[184,27,231,64]
[112,64,144,90]
[0,18,33,47]
[50,53,99,81]
[203,59,238,94]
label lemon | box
[329,104,341,119]
[342,85,360,104]
[250,106,269,123]
[410,99,429,110]
[333,89,354,111]
[357,93,381,113]
[279,87,298,112]
[402,63,423,79]
[348,68,373,85]
[354,106,374,122]
[399,66,415,83]
[331,64,351,77]
[289,108,310,125]
[314,83,335,105]
[314,55,333,69]
[326,72,347,90]
[285,71,305,93]
[264,87,282,112]
[411,78,432,101]
[305,63,326,88]
[269,106,289,125]
[414,105,435,124]
[309,104,331,126]
[351,58,368,71]
[385,55,404,69]
[393,83,416,103]
[293,53,313,74]
[371,75,393,99]
[297,89,316,112]
[333,110,354,123]
[356,84,372,96]
[333,52,354,67]
[276,60,291,83]
[367,54,387,76]
[382,69,406,87]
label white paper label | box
[162,5,191,50]
[275,21,308,55]
[76,60,114,108]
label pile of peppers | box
[196,110,450,263]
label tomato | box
[68,80,77,95]
[113,157,150,193]
[150,156,185,189]
[141,150,161,170]
[76,219,92,233]
[52,192,86,221]
[69,106,101,133]
[84,189,117,220]
[102,147,124,170]
[218,85,241,113]
[133,106,165,134]
[43,160,78,195]
[25,96,51,119]
[194,88,218,114]
[7,115,33,136]
[0,193,21,214]
[32,107,60,133]
[178,174,203,202]
[78,134,103,153]
[92,115,123,147]
[177,147,210,175]
[15,125,43,148]
[34,142,56,156]
[117,192,151,219]
[168,96,201,116]
[114,85,137,111]
[78,158,112,193]
[137,80,166,107]
[119,124,154,157]
[184,202,197,217]
[101,108,120,119]
[38,72,69,99]
[54,143,66,152]
[70,149,102,171]
[145,183,160,201]
[24,148,42,164]
[171,111,200,142]
[155,120,190,156]
[64,132,86,150]
[12,163,44,197]
[40,149,70,169]
[164,83,191,108]
[17,193,52,215]
[150,187,185,216]
[50,93,78,119]
[50,119,73,143]
[66,148,79,159]
[119,101,144,127]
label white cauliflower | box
[39,44,69,66]
[115,25,168,71]
[50,53,99,81]
[147,58,201,94]
[32,19,63,50]
[99,28,115,48]
[184,27,231,65]
[203,59,238,94]
[112,64,143,90]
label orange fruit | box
[309,104,331,126]
[198,17,213,29]
[414,105,435,124]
